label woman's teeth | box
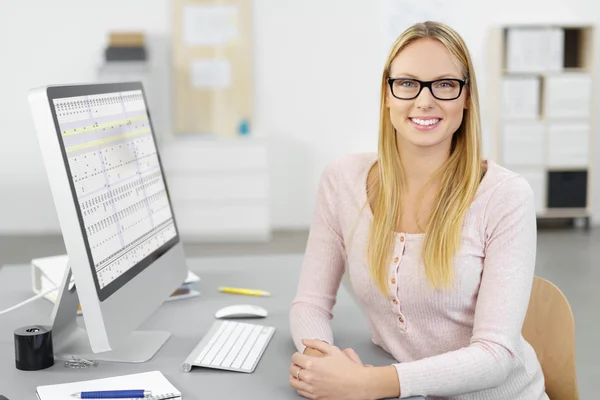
[410,118,440,126]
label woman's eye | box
[436,80,456,88]
[400,81,415,87]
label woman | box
[288,21,548,400]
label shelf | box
[501,68,590,75]
[492,24,595,221]
[537,208,589,219]
[547,166,589,172]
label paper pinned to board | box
[183,4,239,46]
[190,59,232,89]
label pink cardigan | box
[290,153,548,399]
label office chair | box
[522,276,579,400]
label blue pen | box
[70,390,151,398]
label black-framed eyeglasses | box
[387,77,469,100]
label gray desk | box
[0,254,411,399]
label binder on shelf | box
[547,123,589,168]
[547,27,565,72]
[506,27,564,73]
[547,170,588,208]
[501,121,544,166]
[544,73,592,118]
[501,76,541,119]
[105,31,147,62]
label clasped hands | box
[288,339,376,400]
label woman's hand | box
[289,339,373,400]
[302,340,373,365]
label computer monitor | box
[28,82,188,363]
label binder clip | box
[63,356,98,369]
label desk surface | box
[0,254,399,399]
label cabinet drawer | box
[166,173,268,201]
[172,203,270,241]
[160,139,268,172]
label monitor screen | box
[48,84,178,300]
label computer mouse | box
[215,304,268,319]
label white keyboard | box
[181,320,275,373]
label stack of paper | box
[31,255,201,314]
[501,122,545,166]
[544,73,592,119]
[547,124,589,168]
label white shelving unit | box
[488,24,596,228]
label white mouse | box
[215,304,268,319]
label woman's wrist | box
[362,365,400,399]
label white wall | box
[0,0,599,234]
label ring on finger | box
[296,367,303,381]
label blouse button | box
[393,299,398,305]
[398,315,404,323]
[399,236,405,242]
[393,256,399,263]
[391,278,396,284]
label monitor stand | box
[50,265,170,363]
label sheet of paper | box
[502,76,540,119]
[183,4,238,46]
[190,59,231,89]
[501,122,544,166]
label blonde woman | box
[288,21,548,400]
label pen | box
[218,286,271,297]
[70,390,151,398]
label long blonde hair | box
[368,21,483,293]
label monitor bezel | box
[46,82,180,302]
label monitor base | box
[50,264,171,364]
[54,328,171,363]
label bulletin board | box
[172,0,253,137]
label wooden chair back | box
[522,276,579,400]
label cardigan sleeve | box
[289,160,347,353]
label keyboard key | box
[212,322,245,366]
[199,321,236,365]
[193,320,228,365]
[241,327,274,371]
[221,323,254,368]
[231,325,262,369]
